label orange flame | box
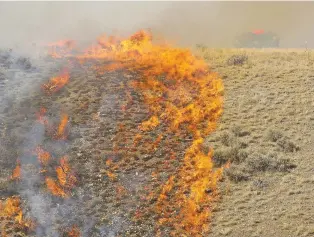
[35,146,51,166]
[252,29,265,35]
[43,30,224,235]
[46,40,76,58]
[42,70,69,94]
[36,107,48,125]
[0,196,34,234]
[75,30,224,235]
[56,113,69,139]
[66,225,81,237]
[46,157,77,198]
[56,156,77,189]
[11,160,21,180]
[45,177,68,198]
[139,116,160,131]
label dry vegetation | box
[196,48,314,237]
[1,43,314,236]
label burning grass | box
[42,69,69,95]
[45,157,77,198]
[46,40,76,59]
[3,30,225,236]
[11,160,21,181]
[76,30,225,235]
[0,196,34,236]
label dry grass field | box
[196,48,314,237]
[1,45,314,236]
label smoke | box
[0,2,171,55]
[1,2,314,52]
[151,2,314,48]
[1,1,313,236]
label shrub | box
[266,129,283,142]
[247,153,275,172]
[227,54,248,66]
[277,137,299,153]
[16,57,32,70]
[231,125,250,137]
[225,164,250,182]
[213,146,247,166]
[219,132,234,146]
[246,152,295,172]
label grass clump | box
[227,54,248,66]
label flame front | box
[77,30,224,235]
[3,30,225,235]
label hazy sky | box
[0,2,314,49]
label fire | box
[139,116,160,131]
[75,30,224,235]
[56,156,77,189]
[0,196,34,235]
[150,134,163,151]
[252,29,265,35]
[42,69,69,94]
[55,113,69,139]
[11,160,21,180]
[45,177,68,198]
[36,107,48,125]
[66,225,81,237]
[106,171,117,181]
[46,39,76,58]
[35,146,51,166]
[46,157,77,198]
[2,30,224,235]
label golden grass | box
[194,47,314,237]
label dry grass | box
[1,46,314,236]
[196,48,314,237]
